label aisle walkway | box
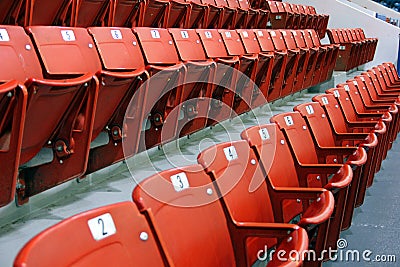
[326,136,399,266]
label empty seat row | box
[258,0,329,38]
[327,28,378,71]
[0,0,269,29]
[0,25,339,207]
[13,62,400,267]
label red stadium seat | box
[133,27,186,150]
[25,0,74,26]
[168,28,216,137]
[198,140,334,265]
[111,0,146,27]
[242,122,352,253]
[306,29,338,82]
[0,26,98,205]
[86,27,149,174]
[133,164,309,266]
[270,112,361,251]
[219,29,257,115]
[269,30,299,98]
[14,202,168,267]
[237,29,273,108]
[254,29,287,102]
[295,101,377,229]
[196,29,240,125]
[74,0,113,27]
[0,80,27,207]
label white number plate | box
[170,172,190,192]
[88,213,116,241]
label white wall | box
[286,0,400,69]
[346,0,400,20]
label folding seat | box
[0,0,24,25]
[276,2,298,29]
[73,0,113,27]
[356,28,378,62]
[111,0,146,27]
[242,122,353,253]
[379,62,400,93]
[269,30,300,98]
[280,30,310,93]
[253,29,286,102]
[274,1,295,29]
[0,80,27,207]
[85,27,149,174]
[198,140,334,265]
[369,66,400,98]
[237,0,270,29]
[306,6,329,38]
[14,202,168,267]
[299,30,326,87]
[271,112,367,251]
[142,0,191,28]
[133,28,186,150]
[339,29,362,69]
[224,0,249,29]
[262,1,292,29]
[306,29,339,81]
[168,28,216,137]
[213,0,239,29]
[294,101,377,229]
[133,164,309,267]
[196,29,240,125]
[297,5,315,30]
[0,26,98,205]
[293,30,319,89]
[312,93,388,190]
[218,30,257,115]
[25,0,74,26]
[198,0,225,29]
[327,29,357,71]
[355,72,399,144]
[289,4,307,29]
[334,81,393,156]
[236,29,273,108]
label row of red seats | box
[327,28,378,71]
[258,0,329,38]
[0,0,327,32]
[13,62,400,267]
[1,0,264,28]
[0,26,337,207]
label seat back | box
[0,0,23,25]
[196,29,230,58]
[294,102,337,147]
[254,29,276,53]
[270,112,319,164]
[28,26,102,77]
[133,27,180,65]
[0,26,43,83]
[269,30,287,51]
[168,28,208,61]
[112,0,145,27]
[75,0,112,27]
[292,30,307,49]
[88,27,145,71]
[14,202,167,267]
[237,29,261,54]
[312,94,350,133]
[219,29,246,56]
[281,30,297,50]
[0,80,26,207]
[133,165,236,267]
[27,0,73,26]
[198,140,278,265]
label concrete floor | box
[0,70,398,266]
